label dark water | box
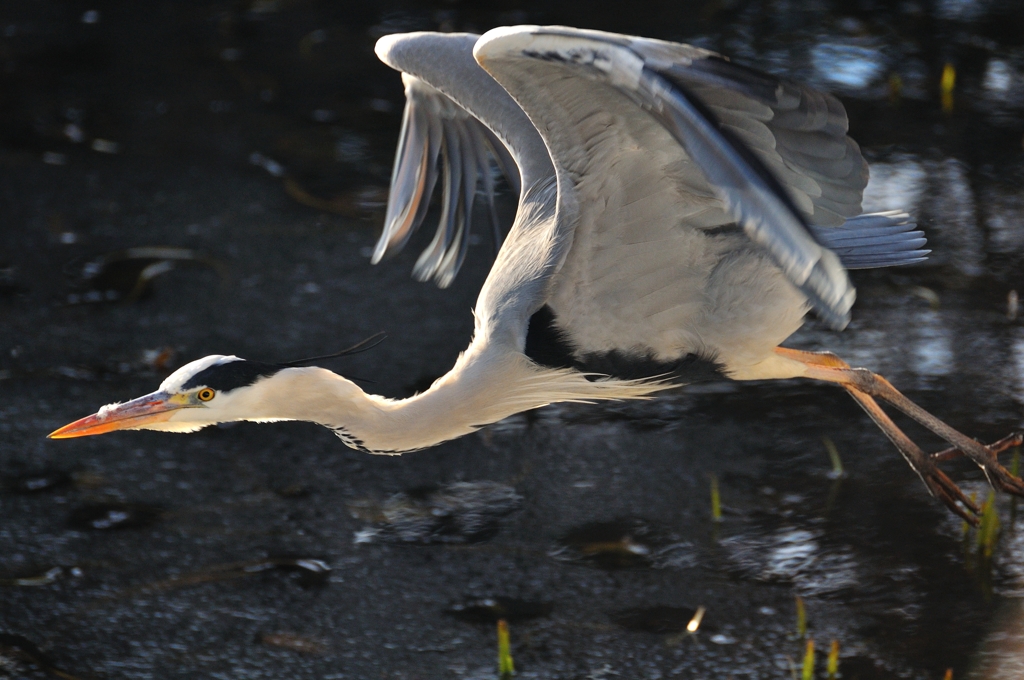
[2,0,1024,678]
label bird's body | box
[51,26,1023,522]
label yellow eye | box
[197,388,215,402]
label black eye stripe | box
[180,361,282,392]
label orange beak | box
[48,392,192,439]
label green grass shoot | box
[977,491,1000,559]
[497,619,514,678]
[795,595,807,638]
[941,63,956,112]
[801,639,815,680]
[823,438,844,478]
[710,473,722,523]
[827,639,839,678]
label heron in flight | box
[51,26,1023,522]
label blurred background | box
[2,0,1024,678]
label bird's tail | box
[811,210,929,270]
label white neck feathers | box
[217,343,664,454]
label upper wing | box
[374,32,564,351]
[373,72,519,288]
[475,26,866,332]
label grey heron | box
[50,26,1023,523]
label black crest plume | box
[278,332,387,368]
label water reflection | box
[810,42,886,91]
[862,157,928,215]
[349,481,521,544]
[925,159,986,278]
[936,0,990,22]
[908,308,955,382]
[1012,329,1024,407]
[984,60,1014,95]
[984,185,1024,254]
[722,528,861,597]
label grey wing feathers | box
[812,211,929,270]
[661,56,868,227]
[633,57,856,329]
[474,26,859,330]
[373,75,519,288]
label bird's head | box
[49,334,386,441]
[48,355,296,438]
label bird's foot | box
[930,432,1024,500]
[919,464,982,524]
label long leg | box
[775,347,1023,521]
[843,388,979,522]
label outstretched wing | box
[374,32,562,353]
[373,73,520,288]
[475,26,868,334]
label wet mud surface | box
[3,0,1024,678]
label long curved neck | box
[234,343,663,454]
[242,348,537,453]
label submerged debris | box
[350,481,522,544]
[67,247,225,304]
[284,178,387,217]
[0,264,26,296]
[446,597,553,624]
[4,470,73,494]
[0,566,64,587]
[257,632,328,654]
[67,502,165,531]
[115,556,331,596]
[554,519,654,569]
[551,518,697,570]
[238,556,331,589]
[0,633,82,679]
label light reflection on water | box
[968,597,1024,680]
[984,186,1024,254]
[908,308,955,382]
[810,42,886,91]
[972,521,1024,679]
[936,0,990,22]
[984,59,1014,94]
[862,158,928,215]
[1012,329,1024,409]
[926,158,987,278]
[722,528,861,597]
